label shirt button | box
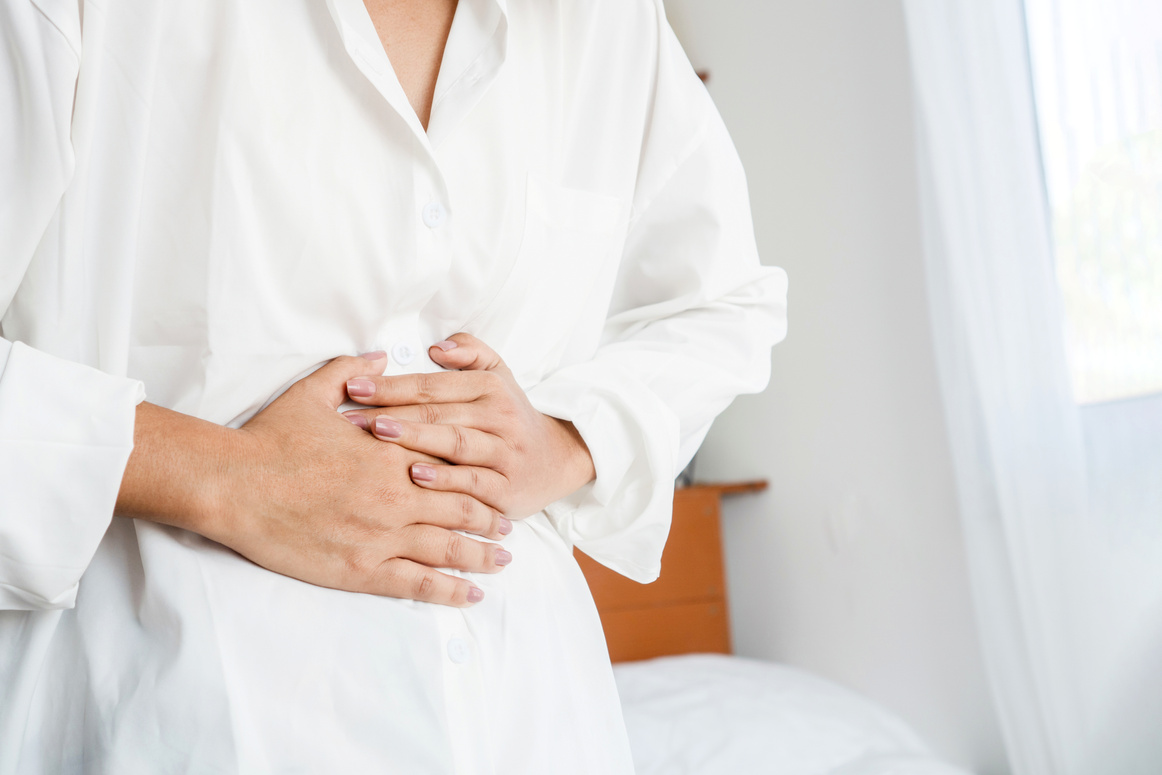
[391,342,417,366]
[422,201,447,229]
[447,637,472,665]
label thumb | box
[304,352,388,408]
[430,333,512,377]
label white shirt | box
[0,0,787,772]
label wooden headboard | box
[575,481,767,663]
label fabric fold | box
[0,339,144,610]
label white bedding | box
[613,654,974,775]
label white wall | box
[664,2,1010,773]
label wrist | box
[116,402,251,543]
[554,417,596,490]
[190,425,256,545]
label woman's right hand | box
[116,352,511,607]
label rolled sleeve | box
[528,363,680,583]
[0,341,145,610]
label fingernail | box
[432,340,458,352]
[495,549,512,566]
[411,463,437,482]
[346,414,369,430]
[347,379,375,397]
[359,350,387,360]
[498,517,513,536]
[467,587,485,604]
[374,416,403,438]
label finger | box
[345,370,498,407]
[398,524,512,574]
[369,558,486,608]
[418,489,512,539]
[410,462,512,515]
[302,352,387,408]
[429,333,513,377]
[372,415,505,467]
[344,402,504,434]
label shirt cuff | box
[0,340,145,610]
[527,360,679,583]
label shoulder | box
[505,0,690,104]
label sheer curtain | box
[901,2,1162,774]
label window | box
[1024,0,1162,404]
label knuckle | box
[468,468,484,495]
[469,470,495,505]
[456,495,477,530]
[346,548,384,585]
[342,551,367,582]
[418,403,440,425]
[414,374,437,403]
[443,534,464,567]
[369,477,404,505]
[451,426,471,459]
[413,572,436,601]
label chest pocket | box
[463,174,630,386]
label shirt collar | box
[427,0,508,147]
[325,0,508,151]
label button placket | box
[391,342,417,366]
[446,637,472,665]
[422,201,447,229]
[433,606,493,775]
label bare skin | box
[116,1,596,606]
[363,0,458,129]
[117,355,512,607]
[344,334,596,520]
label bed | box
[576,483,975,775]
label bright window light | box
[1024,0,1162,404]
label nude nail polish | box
[347,379,375,397]
[375,417,403,438]
[466,587,485,604]
[498,518,513,536]
[359,350,387,360]
[432,340,458,352]
[347,414,369,430]
[411,464,437,482]
[495,549,512,566]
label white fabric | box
[613,655,974,775]
[902,2,1162,774]
[0,0,786,772]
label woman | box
[0,0,786,771]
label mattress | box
[613,654,974,775]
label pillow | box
[613,654,974,775]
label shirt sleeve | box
[0,1,146,611]
[525,5,788,584]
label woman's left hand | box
[342,333,596,519]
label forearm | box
[115,401,240,542]
[114,355,510,605]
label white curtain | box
[901,2,1162,774]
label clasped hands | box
[342,334,594,519]
[221,333,593,608]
